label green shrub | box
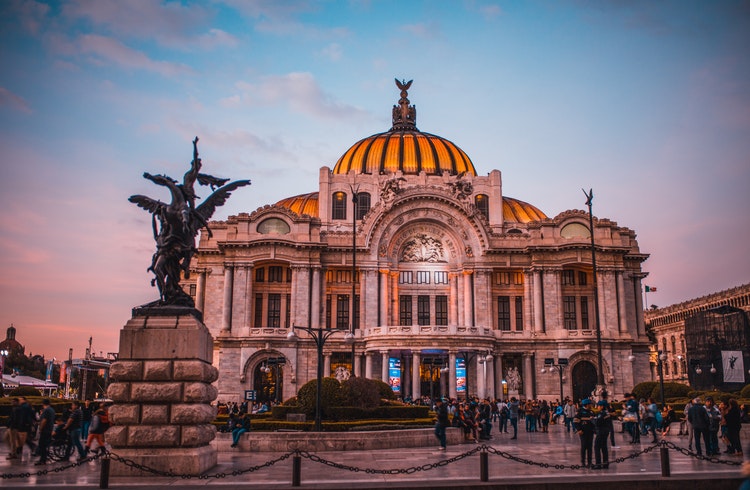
[650,382,691,401]
[341,377,381,409]
[296,377,345,419]
[370,378,397,401]
[740,385,750,399]
[631,382,658,401]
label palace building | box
[186,81,652,404]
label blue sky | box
[1,0,748,362]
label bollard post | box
[480,450,489,482]
[292,454,301,487]
[99,455,110,489]
[660,444,671,477]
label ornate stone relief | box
[400,233,446,263]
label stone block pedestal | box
[107,307,219,476]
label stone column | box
[323,353,331,378]
[354,352,362,378]
[634,275,646,336]
[241,264,253,336]
[448,351,457,400]
[463,271,473,327]
[617,271,627,335]
[449,273,459,328]
[379,270,389,326]
[533,269,543,333]
[221,265,234,335]
[494,355,504,399]
[311,266,321,329]
[365,352,373,379]
[381,350,389,382]
[196,271,206,313]
[108,309,218,476]
[403,355,411,398]
[523,353,534,399]
[485,356,495,399]
[231,265,248,336]
[390,273,399,327]
[476,357,486,399]
[412,351,421,399]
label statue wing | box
[395,78,413,91]
[128,195,166,214]
[197,173,230,189]
[194,180,251,222]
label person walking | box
[687,397,710,456]
[725,398,743,457]
[434,398,450,450]
[574,399,595,468]
[62,401,87,461]
[705,397,722,456]
[563,399,576,433]
[84,408,108,455]
[5,398,20,459]
[80,400,93,442]
[34,399,56,466]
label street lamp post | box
[287,325,354,431]
[583,189,606,399]
[541,358,568,403]
[477,352,494,399]
[656,351,667,409]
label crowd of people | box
[4,397,110,465]
[431,393,747,469]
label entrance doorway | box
[572,361,597,402]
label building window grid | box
[336,295,349,329]
[254,294,263,327]
[269,266,284,283]
[332,191,347,220]
[580,296,589,330]
[255,267,265,283]
[399,271,413,284]
[417,295,430,325]
[399,295,412,326]
[267,294,281,327]
[563,296,577,330]
[498,296,511,331]
[416,271,430,284]
[355,192,371,220]
[434,271,449,284]
[514,296,523,331]
[285,293,291,328]
[325,295,332,328]
[475,194,489,218]
[435,296,448,325]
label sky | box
[1,0,748,364]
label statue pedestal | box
[107,308,218,476]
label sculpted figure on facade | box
[448,176,473,201]
[380,176,406,203]
[129,137,251,307]
[401,233,446,263]
[506,366,521,392]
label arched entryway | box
[253,357,285,404]
[572,361,597,402]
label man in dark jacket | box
[687,397,710,456]
[574,399,595,467]
[434,398,450,450]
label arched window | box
[355,192,370,220]
[332,191,346,220]
[670,336,676,353]
[475,194,489,218]
[661,338,668,353]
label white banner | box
[722,351,745,383]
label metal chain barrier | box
[660,440,743,466]
[1,440,742,482]
[295,445,485,475]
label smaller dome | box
[275,192,319,216]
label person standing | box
[725,398,743,457]
[683,398,694,450]
[434,398,450,450]
[593,400,611,469]
[687,397,710,456]
[34,399,56,466]
[5,398,20,459]
[574,398,595,468]
[705,397,722,456]
[563,399,577,433]
[497,399,509,433]
[81,400,93,442]
[63,401,87,461]
[508,397,520,440]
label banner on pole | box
[722,350,745,383]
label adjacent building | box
[186,81,652,404]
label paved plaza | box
[1,422,746,489]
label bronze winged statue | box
[129,138,250,307]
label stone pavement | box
[1,422,746,489]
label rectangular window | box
[495,272,510,285]
[399,295,412,326]
[325,295,332,329]
[416,271,430,284]
[255,267,265,283]
[498,296,511,331]
[580,296,589,330]
[563,296,577,329]
[513,272,524,285]
[435,295,448,325]
[332,192,347,220]
[267,294,281,327]
[188,284,196,297]
[269,266,283,283]
[578,271,587,286]
[254,294,263,327]
[286,267,292,283]
[417,295,430,325]
[562,270,575,286]
[399,271,413,284]
[514,296,523,331]
[336,294,349,329]
[434,271,449,284]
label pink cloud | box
[78,34,193,77]
[0,86,32,114]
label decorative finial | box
[391,78,417,130]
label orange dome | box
[275,192,546,223]
[333,79,476,176]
